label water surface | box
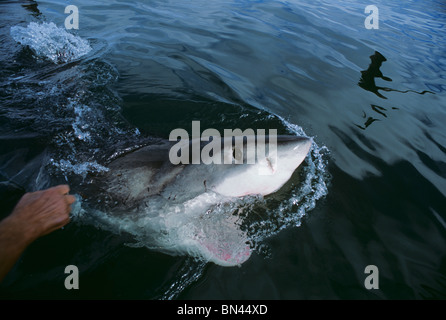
[0,0,445,299]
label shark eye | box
[232,147,242,162]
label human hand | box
[6,185,76,244]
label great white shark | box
[81,135,312,266]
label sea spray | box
[10,22,91,64]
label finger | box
[52,184,70,195]
[65,195,76,205]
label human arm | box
[0,185,75,282]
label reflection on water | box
[21,0,41,18]
[356,51,435,130]
[359,51,435,100]
[359,51,393,100]
[356,104,400,130]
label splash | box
[50,159,109,179]
[10,22,92,63]
[245,118,330,246]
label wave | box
[10,22,92,64]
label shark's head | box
[98,135,312,206]
[88,135,312,267]
[211,135,312,197]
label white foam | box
[10,22,92,63]
[72,104,94,141]
[50,159,109,179]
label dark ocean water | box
[0,0,445,299]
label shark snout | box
[275,136,312,172]
[293,137,312,154]
[278,136,312,156]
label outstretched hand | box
[9,185,76,241]
[0,185,76,282]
